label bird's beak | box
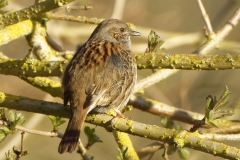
[130,30,141,36]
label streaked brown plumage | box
[58,19,140,154]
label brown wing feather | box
[58,39,136,153]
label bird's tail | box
[58,108,87,154]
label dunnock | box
[58,19,140,154]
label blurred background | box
[0,0,240,159]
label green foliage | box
[48,115,66,131]
[177,148,190,159]
[81,156,94,160]
[0,109,25,143]
[161,117,182,131]
[4,146,30,160]
[146,30,165,53]
[167,145,177,155]
[84,126,102,149]
[0,0,8,10]
[8,110,25,130]
[161,117,190,158]
[5,150,14,160]
[0,126,10,142]
[0,108,7,120]
[205,86,235,127]
[117,146,128,160]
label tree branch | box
[20,77,62,98]
[1,53,240,79]
[1,92,240,159]
[113,131,139,160]
[194,7,240,54]
[129,95,204,125]
[0,58,65,77]
[0,120,62,138]
[0,0,76,28]
[196,0,214,35]
[135,53,240,70]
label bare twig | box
[13,132,29,159]
[40,14,104,25]
[202,124,240,134]
[111,0,126,19]
[20,132,24,154]
[0,120,62,138]
[77,140,92,160]
[133,70,178,93]
[129,95,204,125]
[137,142,164,159]
[65,5,93,12]
[194,7,240,54]
[46,35,65,52]
[196,0,214,35]
[162,143,169,160]
[200,133,240,141]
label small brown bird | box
[58,19,140,154]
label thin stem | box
[196,0,214,35]
[129,95,204,125]
[133,70,178,93]
[20,132,24,154]
[194,7,240,54]
[77,140,91,160]
[0,120,63,138]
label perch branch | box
[0,92,240,159]
[1,53,240,79]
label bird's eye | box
[120,28,124,32]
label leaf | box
[205,95,216,110]
[84,126,102,149]
[8,111,25,130]
[0,127,10,143]
[0,0,8,9]
[204,86,235,127]
[214,86,231,111]
[167,145,177,155]
[178,148,190,159]
[161,117,173,128]
[48,115,66,131]
[15,112,25,125]
[117,146,128,160]
[146,30,165,54]
[5,150,14,160]
[161,117,182,131]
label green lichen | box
[126,119,133,126]
[173,130,188,148]
[0,92,6,103]
[145,126,151,130]
[105,108,117,116]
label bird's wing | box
[62,40,136,113]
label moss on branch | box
[21,77,62,97]
[1,53,240,79]
[0,92,239,159]
[135,53,240,70]
[0,0,75,28]
[113,131,139,160]
[0,20,33,46]
[0,58,66,77]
